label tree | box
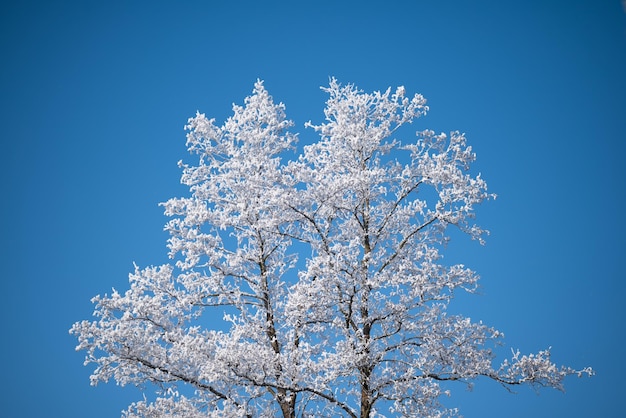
[71,79,592,417]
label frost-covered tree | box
[71,79,592,417]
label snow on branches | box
[71,79,592,418]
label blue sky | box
[1,0,625,416]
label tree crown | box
[71,79,592,418]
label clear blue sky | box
[1,1,624,416]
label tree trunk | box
[360,368,373,418]
[278,389,296,418]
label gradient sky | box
[1,1,625,417]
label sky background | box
[1,0,625,416]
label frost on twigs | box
[70,79,592,417]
